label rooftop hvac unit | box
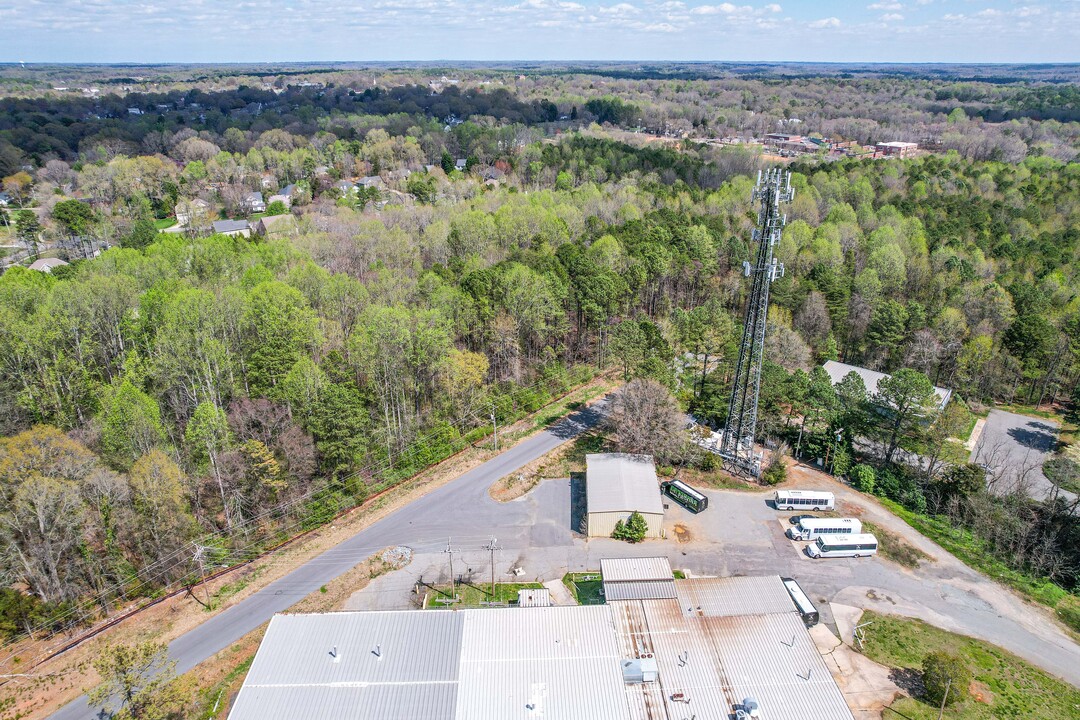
[735,697,761,720]
[621,656,658,684]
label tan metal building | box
[585,454,664,539]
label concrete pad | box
[831,602,865,647]
[965,417,986,451]
[543,578,576,606]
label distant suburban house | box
[356,176,383,189]
[822,360,952,411]
[212,219,251,237]
[269,184,296,208]
[876,141,918,158]
[28,257,70,273]
[253,214,296,236]
[174,198,210,227]
[585,453,664,539]
[333,180,356,195]
[388,168,411,181]
[127,107,144,115]
[455,158,468,171]
[0,191,10,206]
[243,191,266,213]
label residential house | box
[333,180,356,195]
[28,257,70,273]
[243,192,266,214]
[254,214,297,236]
[175,198,211,227]
[356,176,383,189]
[0,191,10,206]
[455,158,468,172]
[269,184,296,208]
[212,219,252,237]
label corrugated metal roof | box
[227,685,457,720]
[675,576,797,617]
[228,611,463,720]
[518,588,552,607]
[600,557,673,583]
[604,580,678,602]
[456,606,629,720]
[586,454,664,515]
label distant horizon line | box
[3,60,1079,68]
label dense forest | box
[2,67,1080,645]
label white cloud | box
[881,13,904,21]
[808,17,841,28]
[868,2,902,9]
[765,3,782,11]
[690,3,742,15]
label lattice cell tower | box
[720,168,793,475]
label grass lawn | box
[154,218,177,230]
[563,572,605,605]
[859,611,1080,719]
[861,520,930,569]
[424,581,543,608]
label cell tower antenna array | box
[720,168,793,476]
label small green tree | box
[761,460,787,486]
[264,200,288,216]
[922,651,970,707]
[612,511,649,543]
[850,464,876,494]
[88,641,190,720]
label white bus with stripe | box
[806,533,879,559]
[786,517,862,541]
[774,489,835,511]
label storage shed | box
[585,454,664,539]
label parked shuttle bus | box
[806,533,878,559]
[781,577,819,626]
[662,479,709,513]
[786,517,862,541]
[773,489,835,511]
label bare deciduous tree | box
[604,379,686,462]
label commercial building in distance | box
[228,569,855,720]
[822,360,952,411]
[585,453,664,538]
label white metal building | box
[600,557,677,601]
[823,360,952,410]
[228,573,855,720]
[585,454,664,538]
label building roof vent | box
[735,697,761,719]
[621,657,658,684]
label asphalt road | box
[50,403,605,720]
[972,409,1071,502]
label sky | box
[0,1,1077,64]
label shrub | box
[612,511,649,543]
[850,464,876,493]
[761,460,787,486]
[922,651,970,706]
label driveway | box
[972,409,1070,501]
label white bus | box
[806,533,878,559]
[781,577,819,626]
[786,517,862,541]
[774,489,835,511]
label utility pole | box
[483,537,498,600]
[490,405,498,451]
[191,544,213,608]
[444,538,457,601]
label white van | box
[786,517,862,541]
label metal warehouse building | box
[228,572,855,720]
[585,453,664,538]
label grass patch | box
[563,572,605,605]
[878,498,1069,608]
[193,655,254,719]
[154,218,177,230]
[861,520,931,569]
[1043,456,1080,495]
[423,581,543,608]
[860,611,1080,719]
[678,466,770,491]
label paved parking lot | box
[972,409,1069,501]
[348,469,1080,686]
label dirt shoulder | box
[6,373,616,719]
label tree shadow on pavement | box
[1007,423,1058,452]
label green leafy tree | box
[612,511,649,543]
[872,369,936,464]
[850,463,876,493]
[264,200,288,216]
[52,199,95,237]
[608,319,646,380]
[99,379,166,470]
[921,651,970,707]
[930,463,986,503]
[440,151,455,175]
[88,641,191,720]
[14,209,41,255]
[123,218,158,250]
